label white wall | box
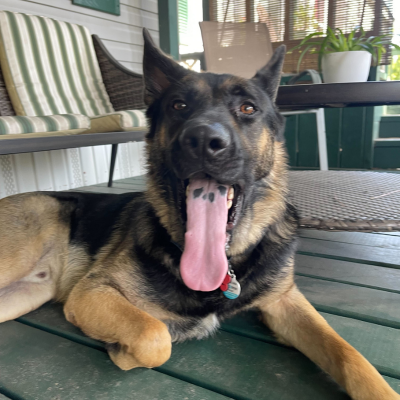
[0,0,158,198]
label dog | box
[0,29,398,400]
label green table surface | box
[1,179,399,400]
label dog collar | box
[171,240,241,299]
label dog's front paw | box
[106,320,172,370]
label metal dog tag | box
[223,274,241,299]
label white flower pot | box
[321,51,372,83]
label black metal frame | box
[0,130,146,188]
[276,81,400,110]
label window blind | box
[209,0,394,72]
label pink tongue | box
[180,179,229,291]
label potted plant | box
[290,27,400,83]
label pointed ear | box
[142,28,188,105]
[252,45,286,101]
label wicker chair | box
[92,35,146,113]
[0,18,147,187]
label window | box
[209,0,394,72]
[179,0,204,71]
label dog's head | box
[143,29,290,292]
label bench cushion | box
[86,110,147,133]
[0,10,114,117]
[0,113,90,139]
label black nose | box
[179,123,231,159]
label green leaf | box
[296,44,313,73]
[348,30,355,43]
[376,46,383,66]
[318,35,330,71]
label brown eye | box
[173,101,187,111]
[240,103,255,115]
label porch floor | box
[1,176,400,399]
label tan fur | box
[55,245,92,303]
[229,141,289,256]
[254,128,275,178]
[255,284,400,400]
[64,281,171,370]
[0,194,69,321]
[219,76,248,91]
[145,174,185,244]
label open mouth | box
[180,174,243,233]
[178,174,243,292]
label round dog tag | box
[223,275,241,299]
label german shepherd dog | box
[0,29,398,400]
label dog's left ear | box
[252,45,286,102]
[142,28,189,105]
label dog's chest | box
[165,313,220,342]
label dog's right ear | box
[252,45,286,102]
[142,28,188,105]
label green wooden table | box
[1,177,400,400]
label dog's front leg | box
[256,284,399,400]
[64,279,172,370]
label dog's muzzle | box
[174,121,242,182]
[179,122,231,161]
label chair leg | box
[108,144,118,187]
[315,108,328,171]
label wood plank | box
[298,237,400,269]
[296,276,400,329]
[221,310,400,381]
[71,186,130,194]
[96,182,145,191]
[220,310,278,345]
[0,321,230,400]
[19,304,350,399]
[385,377,400,394]
[102,40,143,64]
[295,254,400,293]
[0,0,159,45]
[299,229,400,250]
[322,313,400,379]
[25,0,159,29]
[121,0,158,14]
[165,331,349,400]
[119,61,142,74]
[114,176,147,185]
[374,232,400,237]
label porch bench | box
[0,11,148,186]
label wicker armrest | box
[92,35,146,111]
[0,65,15,116]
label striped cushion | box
[87,110,147,133]
[0,114,90,135]
[95,110,147,129]
[0,10,114,117]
